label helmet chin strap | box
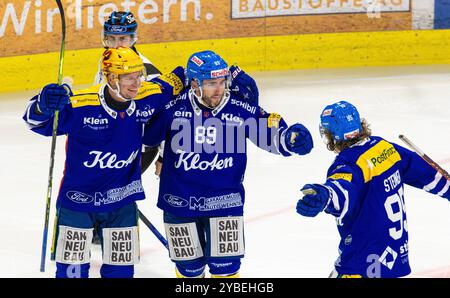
[191,79,203,99]
[193,87,214,108]
[192,79,229,109]
[106,81,133,102]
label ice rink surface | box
[0,65,449,278]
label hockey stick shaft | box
[138,210,169,249]
[399,134,450,181]
[40,0,66,273]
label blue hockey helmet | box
[186,50,230,87]
[320,101,362,141]
[103,11,137,35]
[102,11,138,48]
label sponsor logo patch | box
[379,246,398,270]
[136,106,155,118]
[221,113,243,125]
[108,25,127,33]
[83,115,109,130]
[191,56,204,66]
[189,193,243,212]
[163,194,189,208]
[211,68,229,78]
[94,180,144,206]
[356,140,402,182]
[322,109,333,116]
[66,191,94,204]
[344,129,360,140]
[328,173,353,182]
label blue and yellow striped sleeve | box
[323,162,364,226]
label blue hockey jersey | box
[322,136,450,277]
[23,76,183,213]
[142,89,295,218]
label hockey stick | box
[39,0,66,273]
[399,135,450,181]
[138,210,169,249]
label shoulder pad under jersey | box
[70,85,101,108]
[134,81,163,100]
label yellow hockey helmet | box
[101,47,145,78]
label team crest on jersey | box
[259,107,267,116]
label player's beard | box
[203,92,224,108]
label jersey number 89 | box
[195,126,216,144]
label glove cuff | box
[36,91,50,115]
[230,65,242,79]
[35,98,44,114]
[308,183,332,211]
[280,128,295,155]
[321,184,335,211]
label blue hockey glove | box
[37,83,72,115]
[297,184,330,217]
[443,188,450,201]
[229,65,259,105]
[284,123,313,155]
[152,66,186,93]
[171,66,186,87]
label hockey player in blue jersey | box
[142,50,314,278]
[23,47,184,278]
[91,10,164,245]
[96,11,260,177]
[296,101,450,278]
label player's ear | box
[106,73,117,87]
